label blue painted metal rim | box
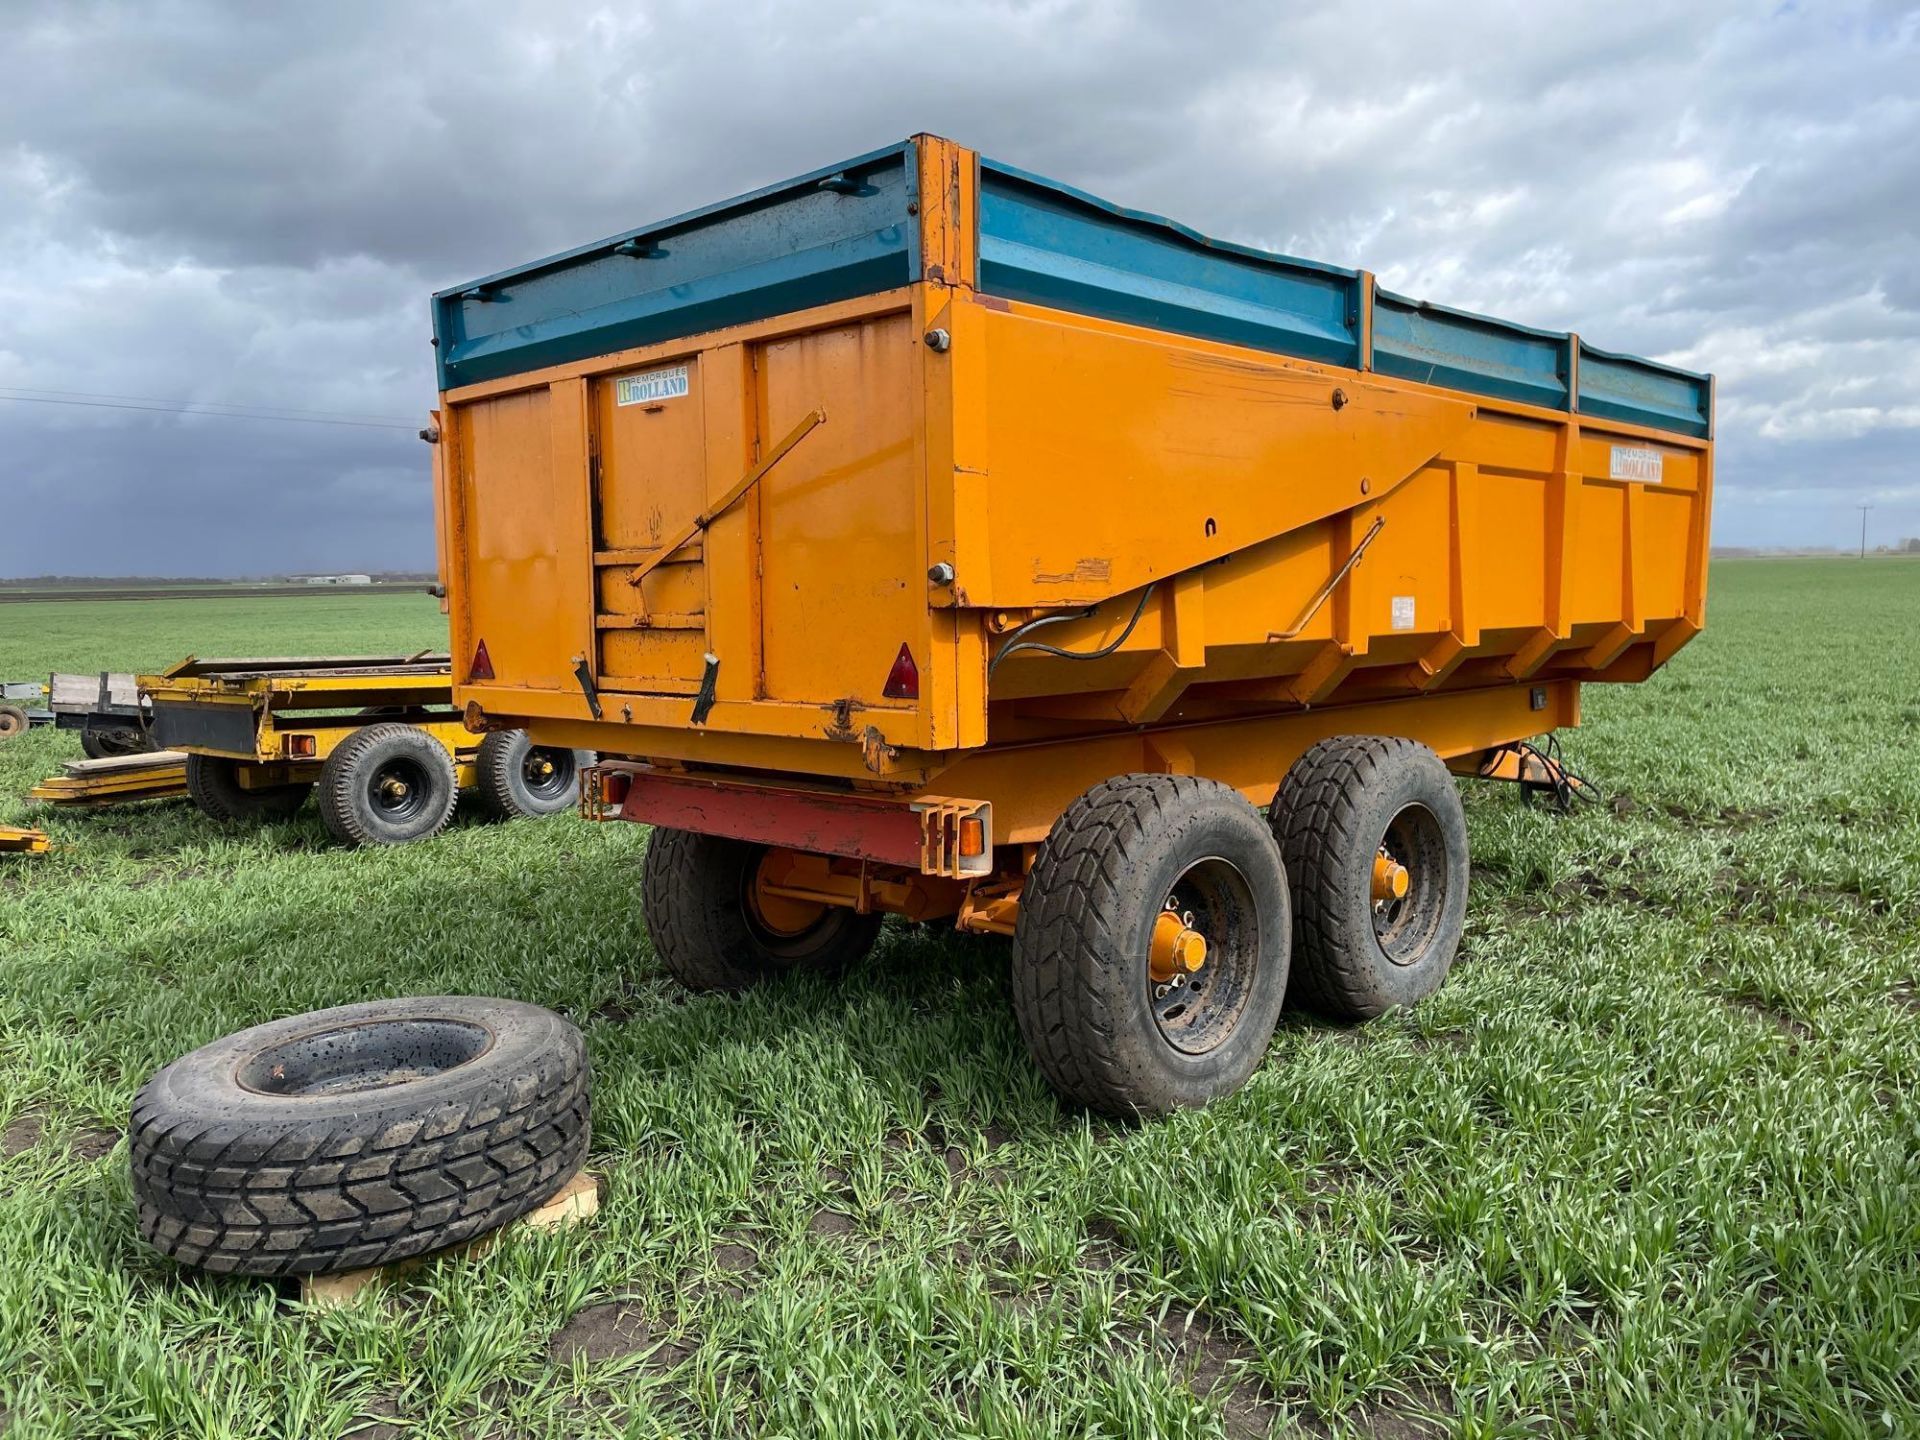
[428,133,1712,440]
[434,140,919,300]
[1373,287,1572,344]
[979,157,1359,283]
[432,142,921,391]
[979,161,1710,432]
[1577,337,1711,388]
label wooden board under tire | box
[28,752,190,806]
[299,1169,600,1309]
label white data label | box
[615,364,690,406]
[1609,444,1663,483]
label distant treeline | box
[1712,541,1920,558]
[0,573,437,587]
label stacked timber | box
[28,751,190,806]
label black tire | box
[1010,774,1292,1117]
[0,705,26,739]
[185,754,311,822]
[129,996,589,1276]
[1269,735,1470,1020]
[475,730,588,820]
[641,828,883,992]
[318,723,459,847]
[82,722,152,759]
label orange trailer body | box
[431,135,1714,1111]
[432,135,1709,869]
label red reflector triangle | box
[882,642,919,700]
[469,639,495,682]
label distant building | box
[292,574,373,586]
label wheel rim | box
[520,745,575,803]
[236,1018,495,1097]
[1147,855,1260,1056]
[369,756,434,823]
[1372,802,1449,966]
[96,727,145,756]
[744,850,831,939]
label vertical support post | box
[1117,570,1208,724]
[1286,509,1367,706]
[917,138,988,751]
[548,378,596,699]
[913,134,977,292]
[1653,431,1712,668]
[440,402,472,678]
[1415,458,1480,689]
[1507,410,1581,681]
[1581,481,1642,671]
[427,408,452,617]
[1355,270,1376,373]
[700,343,760,703]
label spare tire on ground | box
[129,997,589,1276]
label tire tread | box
[1271,734,1462,1018]
[130,1015,588,1276]
[317,723,458,847]
[185,753,309,823]
[641,829,882,992]
[1011,775,1285,1116]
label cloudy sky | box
[2,0,1916,577]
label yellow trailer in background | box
[139,656,586,846]
[432,135,1712,1113]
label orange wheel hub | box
[1148,910,1208,983]
[749,852,829,936]
[1372,853,1410,902]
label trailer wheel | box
[318,723,459,847]
[0,705,27,739]
[1010,775,1292,1117]
[1269,735,1469,1020]
[641,829,883,992]
[185,754,311,822]
[129,996,589,1276]
[82,721,152,759]
[475,730,588,819]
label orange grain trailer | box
[430,136,1712,1114]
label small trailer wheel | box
[475,729,590,819]
[0,705,27,739]
[81,723,151,759]
[1011,774,1292,1117]
[184,754,311,822]
[641,830,883,992]
[318,723,459,847]
[1269,735,1469,1020]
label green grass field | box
[1,563,1915,1439]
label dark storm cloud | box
[1,0,1916,575]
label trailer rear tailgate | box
[445,295,946,752]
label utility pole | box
[1859,504,1873,559]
